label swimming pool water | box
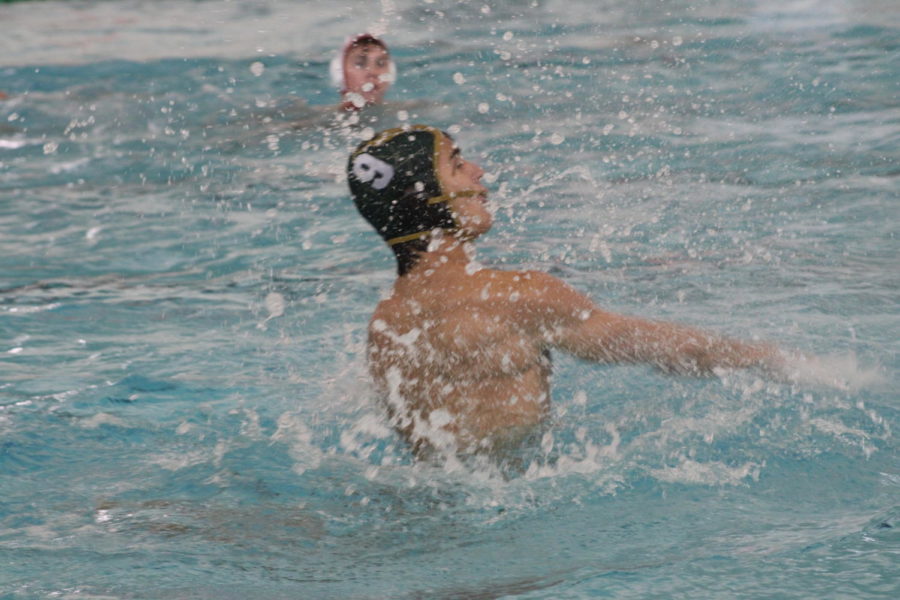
[1,1,898,598]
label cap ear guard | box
[329,53,344,89]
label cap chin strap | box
[387,230,432,246]
[386,190,485,246]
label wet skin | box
[342,43,392,107]
[367,134,782,456]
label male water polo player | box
[348,125,789,458]
[330,34,396,111]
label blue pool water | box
[1,0,898,598]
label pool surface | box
[1,1,898,598]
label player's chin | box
[464,212,493,236]
[362,89,385,103]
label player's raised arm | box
[514,271,782,377]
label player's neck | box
[406,236,475,277]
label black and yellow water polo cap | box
[348,125,462,247]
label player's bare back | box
[368,260,554,453]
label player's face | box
[436,135,492,238]
[343,44,392,105]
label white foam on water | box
[78,413,128,429]
[0,139,28,149]
[4,303,62,315]
[809,417,879,458]
[780,351,886,392]
[272,411,323,475]
[650,459,763,486]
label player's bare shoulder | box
[467,268,593,327]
